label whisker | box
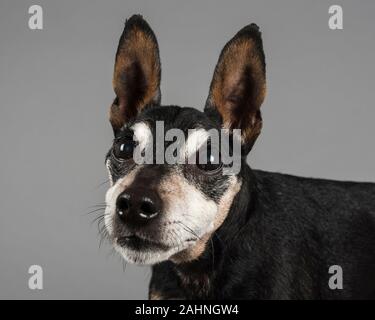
[121,257,128,273]
[87,204,107,209]
[93,179,110,190]
[91,214,108,226]
[176,222,195,238]
[176,221,201,240]
[171,228,184,250]
[85,207,107,216]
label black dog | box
[103,15,375,299]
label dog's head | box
[104,15,266,265]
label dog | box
[103,14,375,299]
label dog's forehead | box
[136,105,218,132]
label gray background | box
[0,0,374,299]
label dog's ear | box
[205,24,266,154]
[110,15,161,133]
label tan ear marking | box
[206,24,266,151]
[110,15,161,131]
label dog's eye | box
[196,148,222,173]
[113,140,136,160]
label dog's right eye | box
[113,140,136,160]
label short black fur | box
[106,15,375,300]
[150,169,375,299]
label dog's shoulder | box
[250,169,375,250]
[252,169,375,213]
[248,169,375,298]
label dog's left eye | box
[113,140,136,160]
[196,148,222,173]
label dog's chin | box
[113,236,194,265]
[113,244,180,265]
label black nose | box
[116,193,131,216]
[116,190,160,223]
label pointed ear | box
[205,23,266,154]
[110,15,161,133]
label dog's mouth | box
[116,234,170,251]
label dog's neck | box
[170,163,259,298]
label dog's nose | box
[116,191,160,223]
[116,192,131,217]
